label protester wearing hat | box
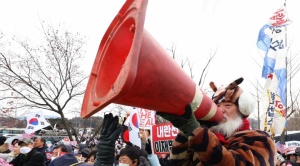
[286,150,298,162]
[49,144,68,162]
[49,145,94,166]
[48,144,80,166]
[157,77,277,165]
[49,153,79,166]
[9,138,45,166]
[287,147,300,166]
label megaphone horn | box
[81,0,224,122]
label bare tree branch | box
[0,22,88,141]
[198,49,217,87]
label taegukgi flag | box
[25,112,51,134]
[128,107,141,148]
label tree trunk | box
[60,112,74,141]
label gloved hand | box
[145,139,152,155]
[95,113,122,166]
[156,104,200,137]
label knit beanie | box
[210,77,255,117]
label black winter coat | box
[9,148,45,166]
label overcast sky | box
[1,0,300,118]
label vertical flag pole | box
[282,0,288,144]
[279,0,288,144]
[257,1,290,141]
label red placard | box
[151,122,179,154]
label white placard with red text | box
[138,109,156,129]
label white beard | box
[210,114,243,138]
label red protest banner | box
[151,122,179,154]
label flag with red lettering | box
[260,74,286,136]
[268,4,291,26]
[257,4,290,137]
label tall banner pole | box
[281,1,288,144]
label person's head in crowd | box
[280,160,298,166]
[18,138,34,155]
[51,144,68,160]
[72,143,86,155]
[139,129,150,137]
[119,146,140,166]
[0,136,6,146]
[286,150,298,162]
[85,150,97,164]
[49,154,79,166]
[48,144,79,166]
[11,139,20,146]
[62,143,73,153]
[209,77,255,138]
[80,147,92,161]
[139,128,151,143]
[12,143,21,156]
[34,137,46,149]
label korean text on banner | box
[151,122,179,154]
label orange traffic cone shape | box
[81,0,223,123]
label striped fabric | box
[170,128,277,166]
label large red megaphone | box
[81,0,223,122]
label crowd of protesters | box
[0,135,99,166]
[0,77,297,166]
[0,131,172,166]
[276,147,300,166]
